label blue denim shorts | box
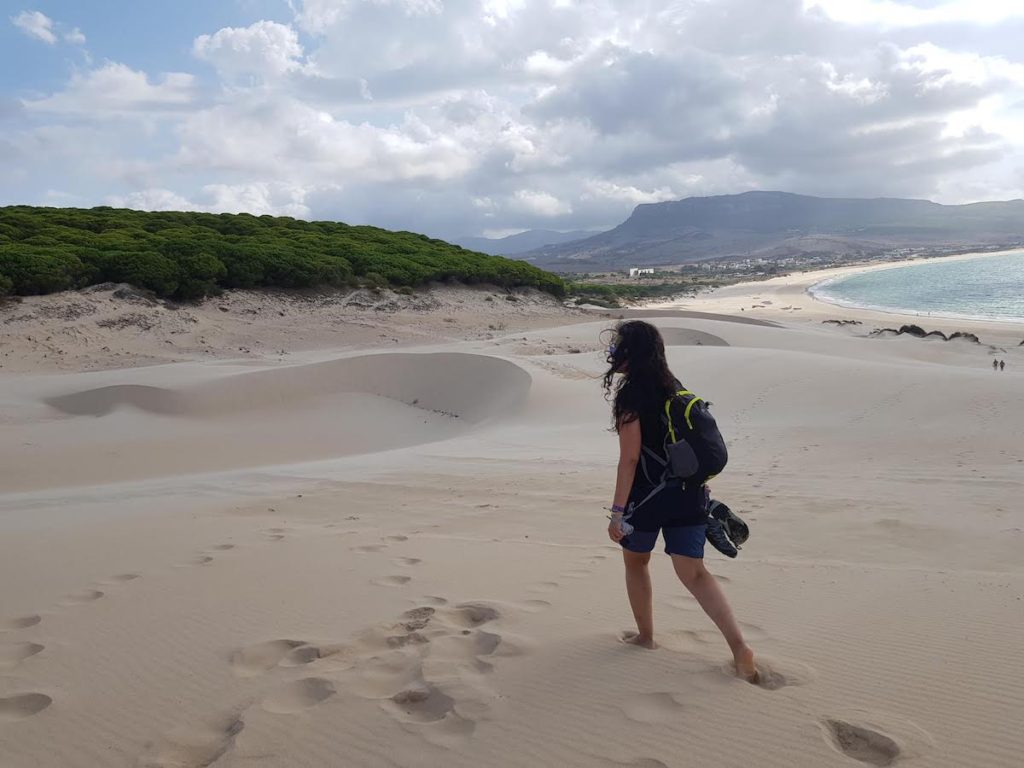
[620,524,706,559]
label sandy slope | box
[1,283,1023,768]
[0,284,589,374]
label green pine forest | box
[0,206,566,300]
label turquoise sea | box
[810,251,1024,324]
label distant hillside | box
[0,206,565,300]
[455,229,596,256]
[525,191,1024,271]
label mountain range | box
[520,191,1024,272]
[454,229,596,256]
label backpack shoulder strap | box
[665,389,704,441]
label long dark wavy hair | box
[602,320,678,431]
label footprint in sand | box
[0,693,52,721]
[621,692,687,724]
[739,658,815,691]
[394,557,422,567]
[175,555,214,567]
[210,544,235,551]
[823,719,901,766]
[232,639,346,677]
[0,642,45,670]
[561,568,592,579]
[61,589,104,606]
[383,535,409,543]
[0,615,42,631]
[386,683,458,723]
[139,713,244,767]
[281,644,333,667]
[400,607,436,633]
[372,575,412,587]
[384,684,477,746]
[351,544,387,554]
[528,581,560,594]
[262,678,336,714]
[516,599,551,613]
[230,639,308,677]
[99,573,141,585]
[444,602,501,628]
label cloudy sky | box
[3,0,1024,239]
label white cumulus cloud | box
[511,190,572,217]
[804,0,1024,28]
[24,63,196,116]
[11,10,57,44]
[109,182,311,218]
[194,21,307,81]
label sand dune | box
[1,286,1022,768]
[3,352,531,492]
[45,352,530,421]
[659,327,730,347]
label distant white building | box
[628,267,655,277]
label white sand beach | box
[2,277,1022,768]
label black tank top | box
[627,380,709,528]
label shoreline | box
[646,248,1024,339]
[806,248,1024,326]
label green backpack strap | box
[665,389,704,442]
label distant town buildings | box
[629,267,656,277]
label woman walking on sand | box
[603,320,757,681]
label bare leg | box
[622,550,656,648]
[671,555,757,680]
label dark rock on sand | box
[870,326,980,343]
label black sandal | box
[705,499,749,558]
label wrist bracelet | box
[609,504,626,514]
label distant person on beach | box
[1000,360,1006,371]
[602,320,757,681]
[994,359,999,371]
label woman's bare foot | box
[734,645,758,683]
[621,631,658,650]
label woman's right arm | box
[609,417,641,542]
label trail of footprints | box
[0,530,250,723]
[0,567,149,720]
[598,549,914,763]
[352,533,425,588]
[1,526,920,767]
[139,599,533,763]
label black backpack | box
[634,388,728,510]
